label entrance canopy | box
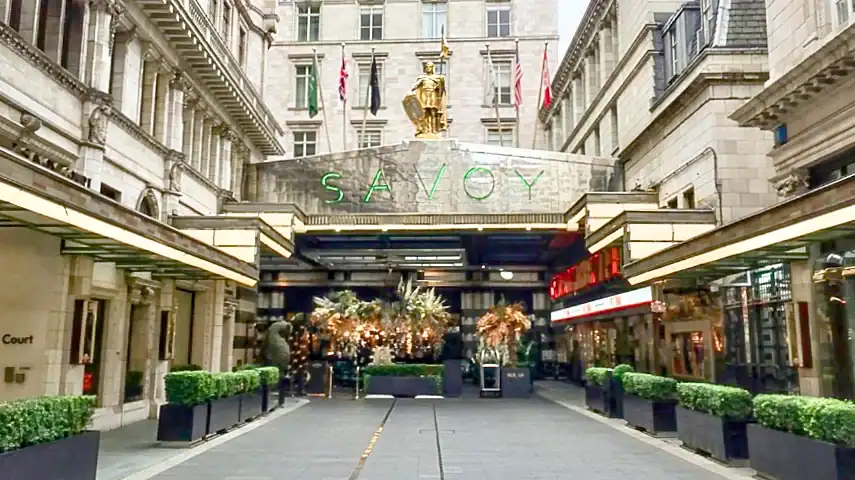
[623,174,855,285]
[0,147,257,286]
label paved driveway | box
[149,394,731,480]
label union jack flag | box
[512,49,523,109]
[338,53,348,104]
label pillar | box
[600,22,615,84]
[586,48,599,105]
[220,129,234,190]
[17,0,40,44]
[99,275,130,410]
[109,29,140,116]
[562,95,573,137]
[154,65,172,145]
[193,280,226,372]
[232,141,247,199]
[573,74,585,121]
[192,108,206,171]
[182,96,198,163]
[199,116,212,175]
[168,73,186,150]
[220,302,237,371]
[85,0,124,92]
[208,123,222,182]
[61,0,86,77]
[139,48,158,134]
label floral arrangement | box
[475,300,531,367]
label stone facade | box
[266,0,559,153]
[254,139,615,214]
[540,0,777,225]
[0,0,279,429]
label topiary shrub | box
[211,372,244,398]
[584,367,611,387]
[170,364,202,372]
[256,367,281,386]
[0,395,95,452]
[803,397,855,446]
[612,364,635,382]
[622,373,678,401]
[677,382,752,420]
[753,394,812,435]
[235,369,261,392]
[164,371,214,406]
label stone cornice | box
[0,23,89,99]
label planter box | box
[156,403,210,442]
[0,430,99,479]
[240,390,264,421]
[585,384,616,417]
[622,394,677,435]
[501,367,532,398]
[748,423,855,480]
[676,406,749,464]
[261,384,274,412]
[442,359,463,397]
[366,376,438,397]
[209,394,241,433]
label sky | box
[558,2,588,54]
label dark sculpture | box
[261,321,292,378]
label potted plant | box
[208,372,242,433]
[475,300,532,398]
[584,367,613,415]
[237,369,262,422]
[609,363,633,418]
[621,373,678,435]
[0,395,98,479]
[257,366,281,412]
[157,370,214,443]
[363,364,443,397]
[748,394,855,480]
[676,382,753,465]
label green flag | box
[308,56,319,118]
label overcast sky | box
[558,3,588,53]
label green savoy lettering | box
[319,165,545,204]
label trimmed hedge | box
[164,371,214,406]
[170,364,202,372]
[584,367,611,387]
[0,395,95,452]
[256,367,280,386]
[622,373,678,401]
[612,364,635,382]
[754,394,855,446]
[235,369,261,392]
[363,364,444,377]
[677,382,752,420]
[212,372,245,398]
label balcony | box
[137,0,285,155]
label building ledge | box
[730,23,855,129]
[564,191,659,233]
[171,215,294,264]
[0,146,257,286]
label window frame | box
[292,131,318,157]
[237,24,248,68]
[421,1,447,39]
[294,64,313,109]
[359,5,384,41]
[358,129,383,148]
[832,0,855,28]
[486,1,511,38]
[699,0,713,47]
[355,61,384,108]
[486,126,513,146]
[486,60,513,106]
[296,3,321,42]
[221,0,232,44]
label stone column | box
[182,95,198,163]
[562,95,573,136]
[192,108,206,171]
[99,275,130,410]
[208,122,222,182]
[17,0,41,44]
[573,74,585,122]
[154,64,172,145]
[199,116,212,175]
[220,301,237,371]
[139,48,159,135]
[600,22,615,84]
[163,150,184,220]
[232,141,248,199]
[193,281,226,372]
[219,129,234,190]
[586,48,599,105]
[109,29,137,115]
[168,73,186,150]
[85,0,124,92]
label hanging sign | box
[549,247,622,300]
[551,286,653,324]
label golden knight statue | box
[403,61,448,139]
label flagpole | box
[532,41,547,150]
[486,43,503,147]
[440,26,450,138]
[341,42,347,150]
[514,38,521,149]
[359,48,375,149]
[313,48,333,153]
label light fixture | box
[382,227,389,232]
[334,227,341,232]
[525,226,532,231]
[500,270,514,280]
[481,265,486,269]
[477,227,484,231]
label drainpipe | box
[706,146,724,225]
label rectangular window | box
[295,65,311,108]
[209,0,217,19]
[699,0,713,47]
[297,4,320,42]
[100,183,122,202]
[293,131,317,157]
[7,0,23,31]
[358,129,382,148]
[360,6,383,40]
[486,127,513,146]
[422,2,447,39]
[222,1,232,43]
[610,106,619,152]
[488,61,512,105]
[422,60,448,76]
[682,188,696,209]
[238,27,247,67]
[486,1,511,38]
[833,0,855,27]
[356,62,383,107]
[669,29,678,74]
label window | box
[422,59,448,75]
[486,127,513,146]
[487,61,512,105]
[360,6,383,40]
[238,27,247,67]
[356,62,383,107]
[669,28,678,74]
[422,2,447,39]
[222,1,232,43]
[610,106,619,152]
[297,4,320,41]
[293,131,317,157]
[666,197,678,209]
[358,130,382,148]
[682,188,696,209]
[486,1,511,38]
[7,0,23,31]
[295,65,312,108]
[100,183,122,202]
[833,0,855,26]
[699,0,713,47]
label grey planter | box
[366,376,439,397]
[501,367,532,398]
[676,406,749,464]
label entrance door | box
[123,305,147,403]
[73,299,105,400]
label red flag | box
[513,49,523,108]
[540,46,552,109]
[338,53,348,104]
